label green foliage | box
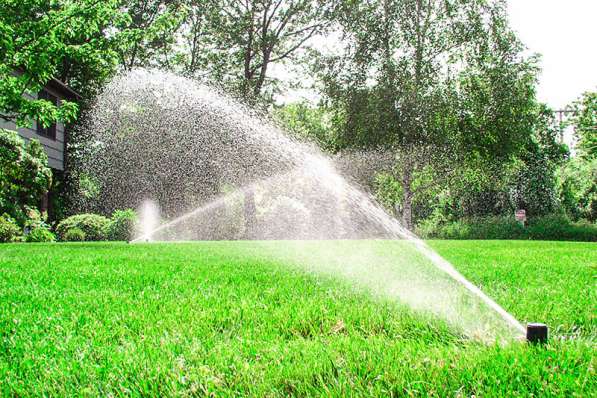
[371,106,568,225]
[526,214,596,242]
[566,91,596,159]
[105,209,137,241]
[115,0,188,71]
[557,157,597,221]
[63,227,86,242]
[275,103,338,151]
[418,216,526,240]
[23,208,55,242]
[551,90,597,225]
[48,171,67,223]
[24,207,50,230]
[0,0,125,126]
[25,227,56,243]
[0,0,190,124]
[506,112,568,217]
[0,129,52,226]
[0,213,21,243]
[56,213,109,241]
[0,241,594,395]
[168,0,330,102]
[317,0,539,229]
[373,172,403,213]
[418,214,596,242]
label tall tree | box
[177,0,330,102]
[166,0,214,77]
[0,0,124,127]
[172,0,331,237]
[567,91,596,159]
[116,0,187,70]
[317,0,538,229]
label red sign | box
[515,209,526,222]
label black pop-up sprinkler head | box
[526,323,548,344]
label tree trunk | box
[401,165,414,231]
[243,187,257,239]
[402,189,413,231]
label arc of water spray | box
[111,70,524,339]
[338,178,527,336]
[130,170,301,243]
[131,166,526,337]
[410,238,526,335]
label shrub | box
[418,216,525,240]
[0,214,21,242]
[56,214,110,241]
[417,214,596,242]
[24,207,49,229]
[105,209,137,241]
[557,157,597,222]
[471,217,526,240]
[0,129,52,226]
[526,214,597,242]
[25,227,56,242]
[63,228,86,242]
[23,209,56,242]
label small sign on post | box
[515,209,526,226]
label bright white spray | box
[136,199,160,242]
[77,69,526,342]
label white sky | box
[507,0,597,109]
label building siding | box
[0,87,67,171]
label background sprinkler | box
[526,323,548,344]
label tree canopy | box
[170,0,331,102]
[2,0,594,231]
[0,0,126,126]
[567,91,596,159]
[314,0,540,228]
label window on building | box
[36,90,58,140]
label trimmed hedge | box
[25,227,56,243]
[418,214,597,242]
[105,209,137,241]
[64,228,86,242]
[56,214,110,241]
[526,215,596,242]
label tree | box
[171,0,331,237]
[1,0,190,126]
[0,0,126,127]
[506,105,568,216]
[115,0,187,70]
[557,90,597,221]
[567,91,596,159]
[558,157,597,222]
[274,102,338,151]
[317,0,538,229]
[176,0,330,102]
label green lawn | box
[0,241,595,396]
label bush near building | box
[0,129,52,227]
[56,214,110,242]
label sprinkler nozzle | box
[526,323,548,344]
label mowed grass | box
[0,241,595,396]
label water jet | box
[75,69,528,343]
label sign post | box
[515,209,526,226]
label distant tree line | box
[1,0,595,231]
